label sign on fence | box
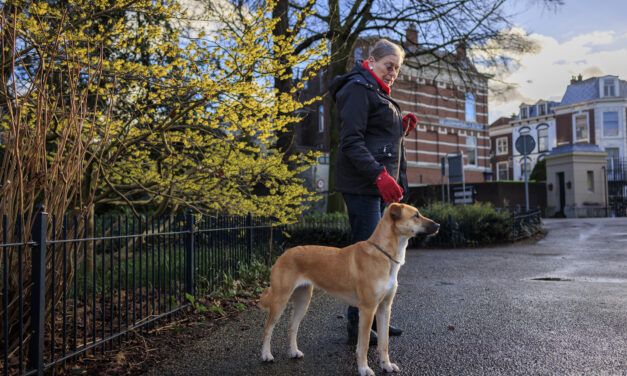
[453,185,474,204]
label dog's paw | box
[289,349,304,359]
[380,361,400,373]
[261,352,275,362]
[358,366,375,376]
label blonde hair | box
[370,39,405,64]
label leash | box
[367,240,400,264]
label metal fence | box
[1,206,544,376]
[1,209,276,376]
[607,158,627,217]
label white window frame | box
[602,78,617,97]
[572,112,590,143]
[537,126,549,152]
[466,135,477,166]
[538,103,546,116]
[602,111,619,137]
[520,107,528,119]
[497,161,509,181]
[465,93,476,122]
[496,137,508,155]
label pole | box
[524,139,530,212]
[184,210,194,300]
[441,157,445,203]
[30,205,47,376]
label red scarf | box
[361,61,391,95]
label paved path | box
[144,217,627,375]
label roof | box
[489,116,513,128]
[560,76,627,105]
[548,144,605,155]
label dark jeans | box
[342,193,385,323]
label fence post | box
[29,205,46,376]
[184,210,194,301]
[247,212,253,262]
[448,213,456,248]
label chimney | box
[456,41,467,61]
[405,24,418,51]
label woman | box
[330,39,418,345]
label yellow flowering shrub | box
[1,0,328,223]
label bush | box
[415,202,513,248]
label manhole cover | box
[531,277,572,282]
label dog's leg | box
[288,284,313,359]
[261,286,291,362]
[376,295,400,373]
[356,306,376,376]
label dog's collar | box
[367,241,400,264]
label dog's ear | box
[388,203,403,220]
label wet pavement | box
[144,217,627,375]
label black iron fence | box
[1,206,543,375]
[1,209,276,376]
[607,158,627,217]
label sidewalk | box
[143,217,627,375]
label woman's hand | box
[402,113,417,136]
[375,167,403,203]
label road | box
[144,217,627,376]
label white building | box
[510,100,560,180]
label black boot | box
[347,320,378,346]
[371,320,403,336]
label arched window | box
[465,93,476,122]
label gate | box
[607,158,627,217]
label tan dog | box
[259,203,439,376]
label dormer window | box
[602,78,618,97]
[520,107,528,119]
[538,103,546,116]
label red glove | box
[375,167,403,203]
[402,113,417,135]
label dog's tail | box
[258,286,272,310]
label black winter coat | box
[330,63,408,198]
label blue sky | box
[488,0,627,122]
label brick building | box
[488,116,514,180]
[296,30,493,211]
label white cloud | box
[488,30,627,123]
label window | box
[465,93,476,122]
[318,105,324,133]
[497,161,509,181]
[606,147,620,179]
[520,107,528,119]
[603,79,616,97]
[466,136,477,165]
[519,158,531,180]
[574,113,589,142]
[538,128,549,152]
[496,137,508,155]
[538,103,546,116]
[587,171,594,192]
[603,111,619,137]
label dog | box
[259,203,439,376]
